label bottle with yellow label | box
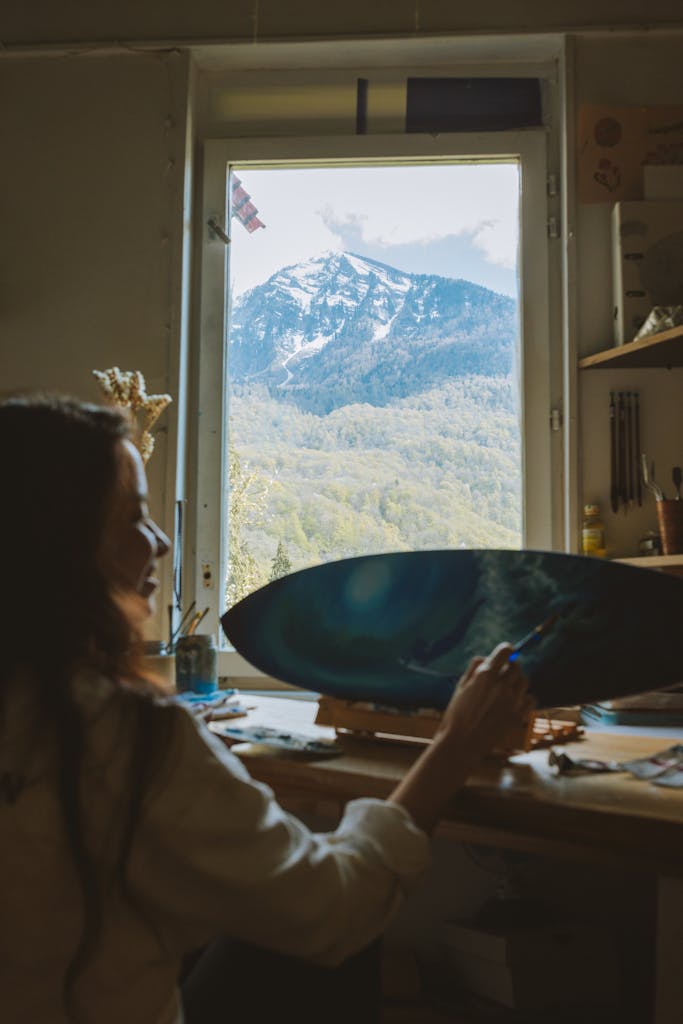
[581,503,606,557]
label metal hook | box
[207,217,230,245]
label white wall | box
[0,50,190,638]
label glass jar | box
[581,503,606,558]
[175,634,218,694]
[639,530,661,557]
[141,640,176,692]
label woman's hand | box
[388,643,534,835]
[436,642,534,761]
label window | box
[195,132,554,682]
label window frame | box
[194,131,556,682]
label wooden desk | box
[211,695,683,1024]
[210,695,683,875]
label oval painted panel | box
[221,549,683,709]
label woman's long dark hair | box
[0,393,171,1019]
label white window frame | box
[194,131,555,681]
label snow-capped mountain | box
[229,251,517,413]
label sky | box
[229,163,520,299]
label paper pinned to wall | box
[578,104,683,204]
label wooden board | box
[314,697,581,751]
[315,697,440,740]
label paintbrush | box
[170,600,197,649]
[401,609,563,676]
[508,613,559,662]
[186,606,209,636]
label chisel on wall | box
[609,391,618,514]
[618,391,627,510]
[634,391,642,506]
[626,391,634,507]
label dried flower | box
[92,366,172,463]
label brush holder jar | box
[175,634,218,694]
[656,500,683,555]
[141,641,176,693]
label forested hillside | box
[228,378,521,603]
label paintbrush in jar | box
[186,607,209,637]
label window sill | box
[220,648,316,695]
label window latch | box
[207,217,230,245]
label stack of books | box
[581,684,683,727]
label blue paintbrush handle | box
[509,613,558,662]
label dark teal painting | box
[221,550,683,709]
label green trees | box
[269,540,293,581]
[225,446,299,602]
[225,446,268,607]
[225,377,522,608]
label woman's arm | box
[388,643,533,835]
[130,644,530,964]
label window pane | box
[225,163,521,608]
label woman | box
[0,393,532,1024]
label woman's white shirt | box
[0,675,430,1023]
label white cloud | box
[230,163,519,294]
[471,218,518,269]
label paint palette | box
[210,723,342,757]
[221,549,683,710]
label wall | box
[0,50,191,639]
[575,32,683,557]
[1,0,683,46]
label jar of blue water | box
[175,634,218,694]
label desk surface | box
[210,695,683,875]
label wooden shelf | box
[578,324,683,370]
[613,554,683,576]
[614,554,683,567]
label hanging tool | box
[609,392,618,514]
[618,392,627,509]
[626,391,634,506]
[634,392,642,506]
